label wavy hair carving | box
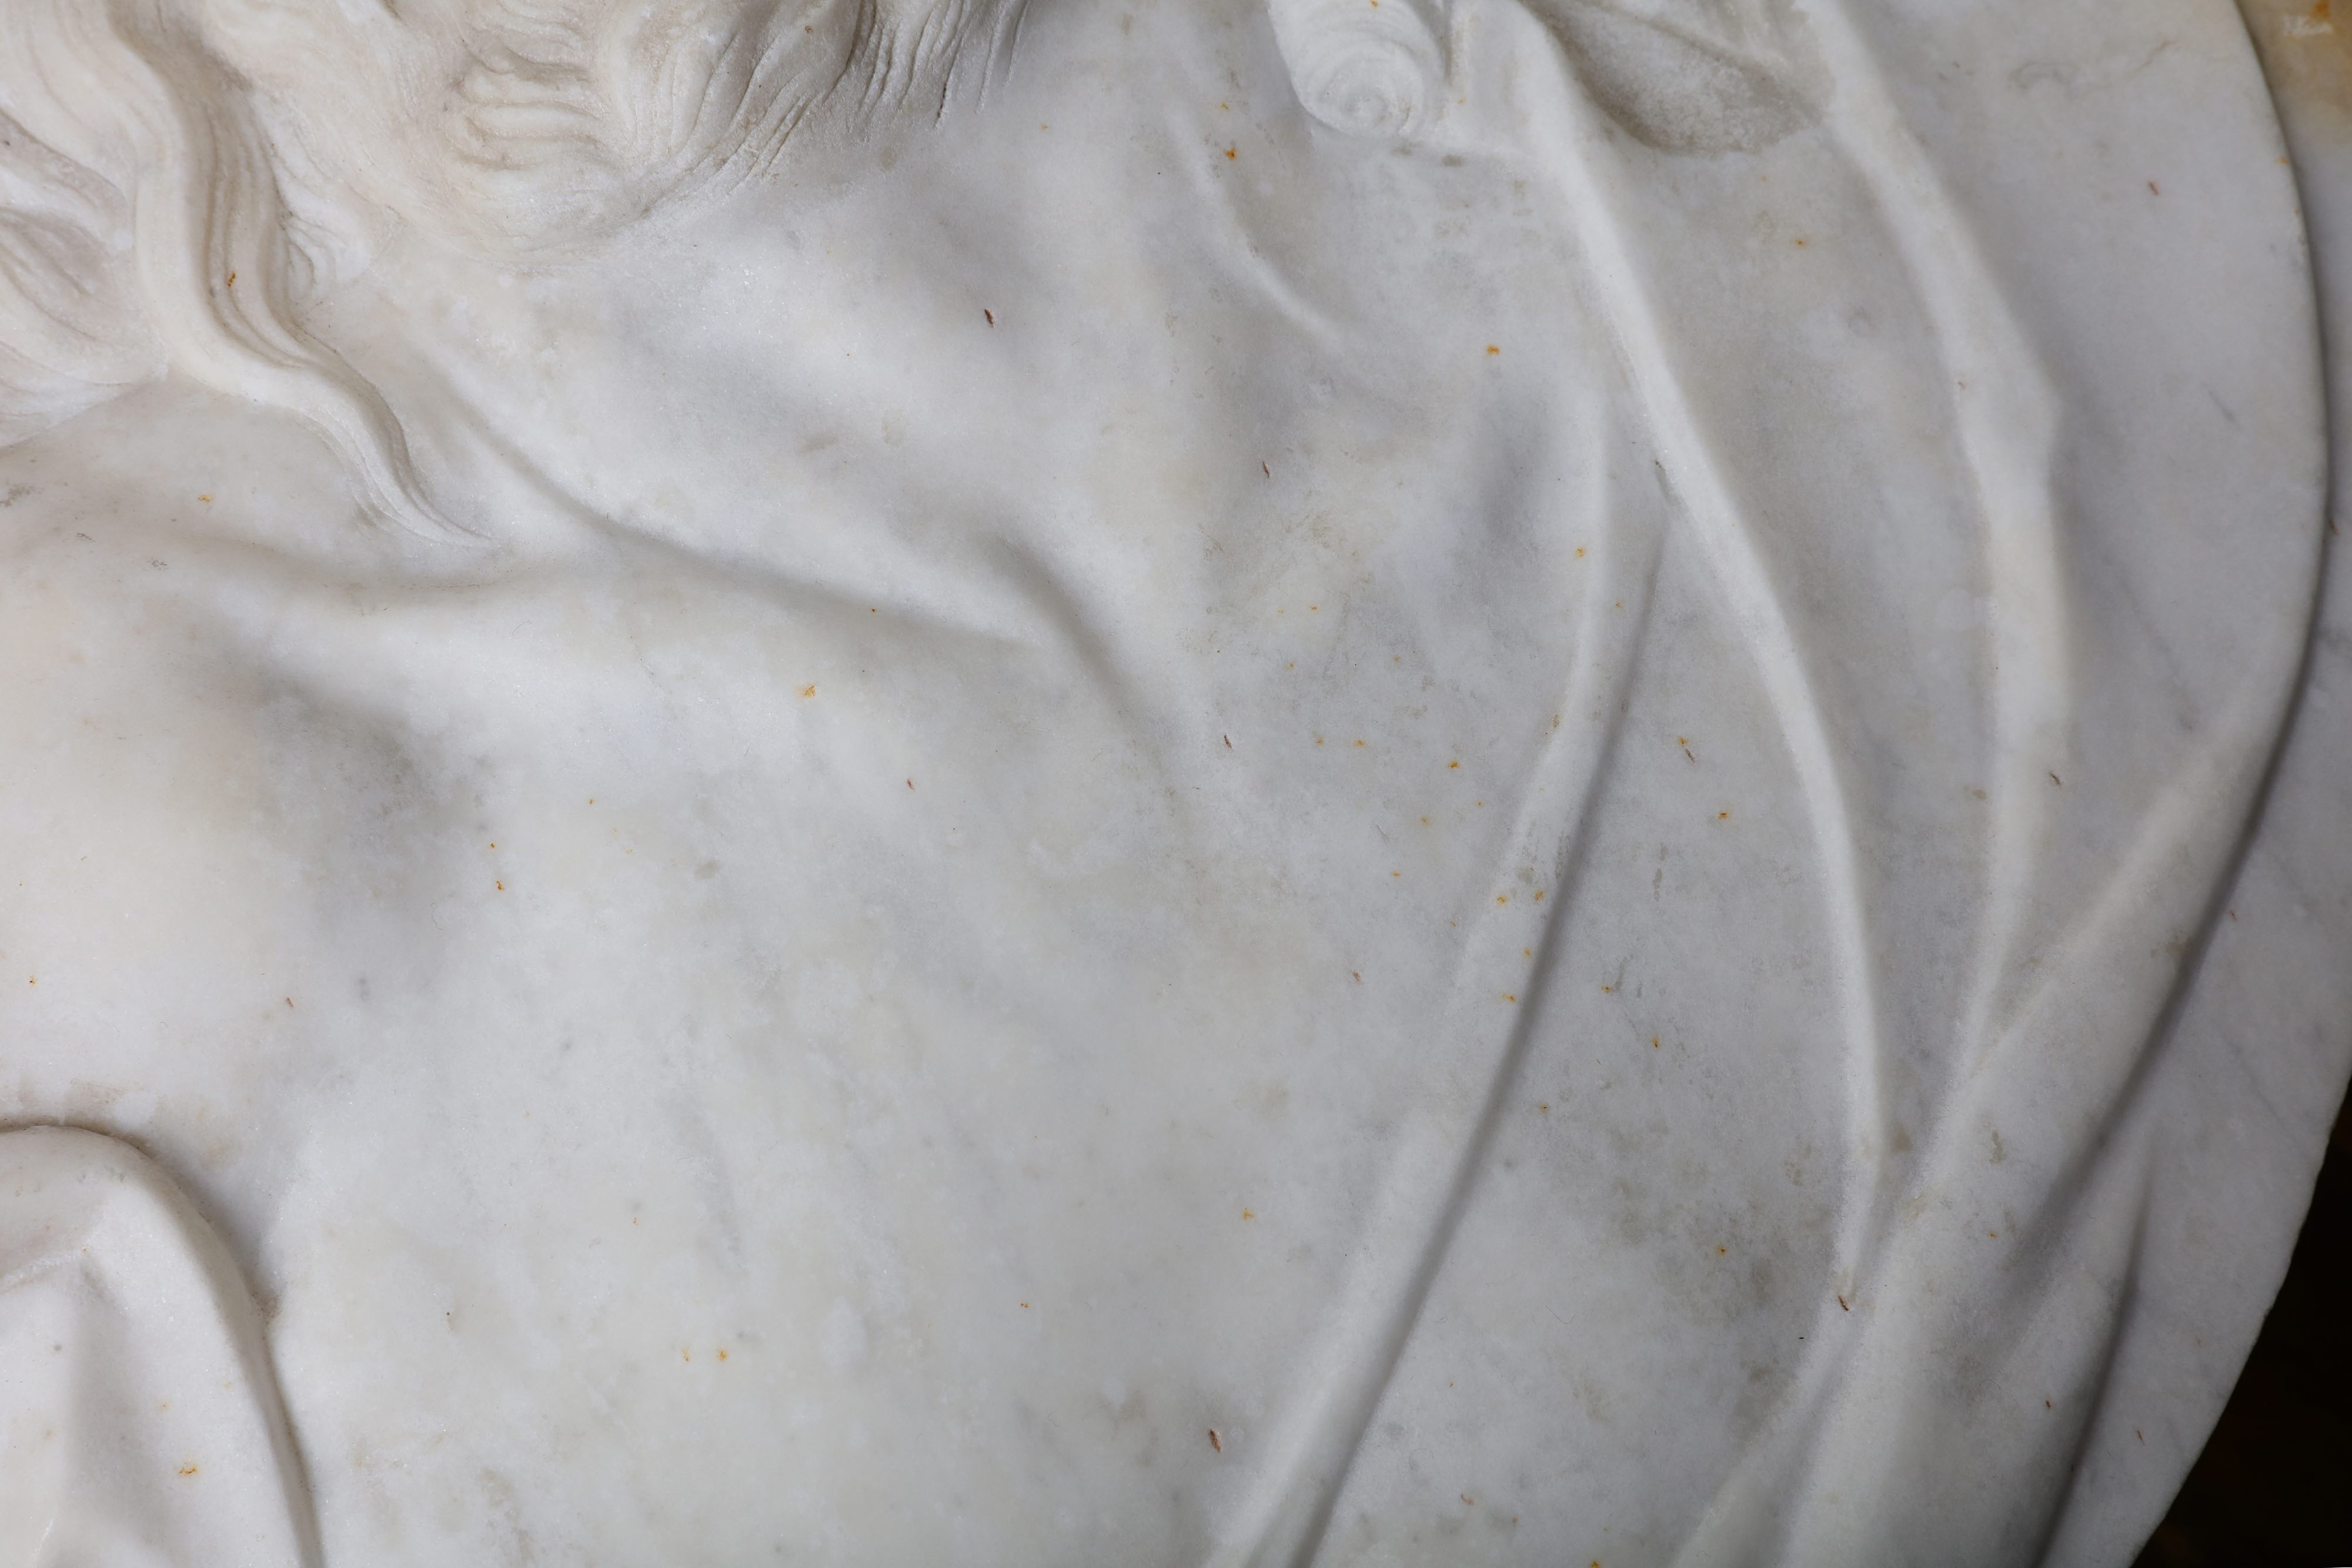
[0,0,1013,534]
[0,0,443,527]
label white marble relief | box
[0,2,2344,1563]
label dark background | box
[2133,1086,2352,1566]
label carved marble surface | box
[0,2,2346,1564]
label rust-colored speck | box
[1532,890,1544,902]
[1020,1302,1030,1309]
[1242,1208,1255,1219]
[1209,1428,1222,1452]
[1575,547,1585,558]
[800,684,817,698]
[1262,461,1271,477]
[906,778,915,790]
[496,881,505,891]
[1355,738,1365,747]
[226,272,236,287]
[1989,1231,1999,1239]
[1225,145,1238,160]
[985,309,996,326]
[1352,971,1361,981]
[199,494,212,504]
[1497,894,1509,904]
[1502,993,1518,1003]
[1717,1246,1726,1255]
[1449,760,1461,769]
[179,1463,199,1476]
[1224,735,1232,748]
[1461,1493,1475,1506]
[1651,1036,1660,1048]
[1838,1294,1848,1310]
[1718,811,1730,820]
[2149,180,2161,195]
[1539,1102,1549,1112]
[1486,345,1501,356]
[284,997,293,1008]
[683,1349,690,1362]
[2044,1399,2053,1409]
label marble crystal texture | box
[0,1,2347,1563]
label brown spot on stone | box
[2245,1,2352,137]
